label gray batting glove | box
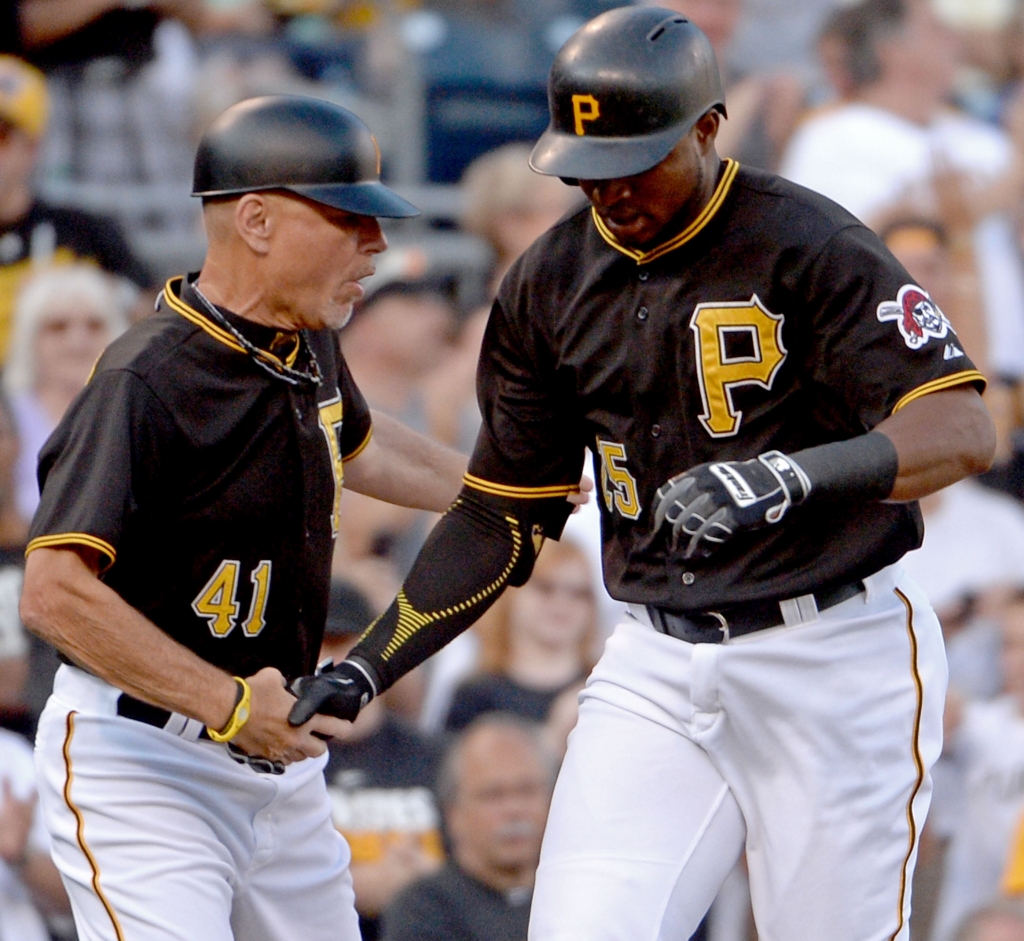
[653,451,811,559]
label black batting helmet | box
[192,95,419,218]
[530,7,726,182]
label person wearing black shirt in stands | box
[382,715,555,941]
[0,55,153,359]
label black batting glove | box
[287,659,376,726]
[653,450,812,560]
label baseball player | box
[289,9,997,940]
[18,96,471,941]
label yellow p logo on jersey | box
[572,94,600,136]
[690,295,787,438]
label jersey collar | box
[591,158,739,265]
[163,276,301,369]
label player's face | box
[578,113,720,249]
[265,194,388,331]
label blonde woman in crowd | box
[443,538,599,733]
[460,142,584,293]
[4,264,129,520]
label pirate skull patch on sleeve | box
[876,284,953,350]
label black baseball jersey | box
[27,276,372,681]
[467,160,985,610]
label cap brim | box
[529,123,686,181]
[289,181,421,218]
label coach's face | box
[578,109,721,249]
[272,194,388,330]
[201,192,388,332]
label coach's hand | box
[653,451,811,559]
[288,659,375,726]
[227,667,349,766]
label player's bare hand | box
[228,667,338,767]
[653,452,810,559]
[567,475,593,513]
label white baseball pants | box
[34,665,360,941]
[529,564,945,941]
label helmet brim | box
[530,122,688,181]
[287,181,420,218]
[192,180,421,219]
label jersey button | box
[681,572,695,586]
[637,307,648,321]
[638,270,649,281]
[651,424,661,437]
[295,407,303,420]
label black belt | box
[116,693,211,740]
[116,693,285,774]
[647,579,864,645]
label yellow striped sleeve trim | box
[463,473,578,499]
[889,588,926,941]
[342,426,373,463]
[63,712,126,941]
[27,534,117,567]
[592,159,740,265]
[891,369,986,414]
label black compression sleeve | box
[791,430,899,502]
[347,488,543,693]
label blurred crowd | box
[6,0,1024,939]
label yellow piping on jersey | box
[62,712,127,941]
[163,278,246,353]
[373,512,523,662]
[889,588,926,941]
[27,533,117,571]
[342,427,373,463]
[891,369,986,414]
[591,158,739,265]
[162,278,299,372]
[463,473,578,499]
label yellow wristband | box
[207,677,252,743]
